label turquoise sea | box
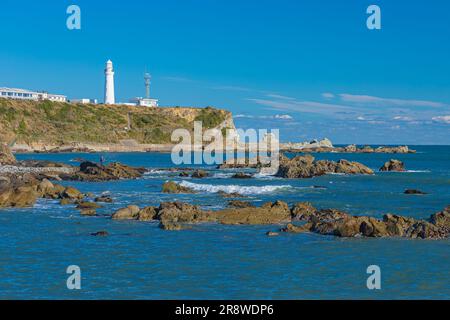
[0,146,449,299]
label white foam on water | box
[379,170,431,173]
[177,180,292,195]
[145,169,171,175]
[211,172,235,178]
[253,172,279,179]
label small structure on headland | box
[71,98,98,104]
[129,72,158,107]
[0,87,66,102]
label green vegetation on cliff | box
[0,99,232,145]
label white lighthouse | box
[104,60,115,104]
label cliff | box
[0,98,235,152]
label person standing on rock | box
[100,155,106,167]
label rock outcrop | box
[0,144,16,165]
[379,159,405,172]
[283,202,450,239]
[109,200,449,239]
[430,206,450,234]
[112,200,292,229]
[0,174,85,208]
[275,154,373,178]
[61,161,147,182]
[111,205,158,221]
[217,156,271,169]
[228,200,254,208]
[111,205,141,220]
[91,231,109,236]
[280,138,333,151]
[161,181,196,193]
[191,170,210,178]
[1,159,145,182]
[404,189,427,195]
[231,172,252,179]
[279,141,415,154]
[95,195,113,203]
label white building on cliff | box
[0,87,67,102]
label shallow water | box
[0,146,449,299]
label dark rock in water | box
[162,181,196,194]
[313,185,327,189]
[159,200,291,227]
[137,206,157,221]
[216,201,292,225]
[112,205,141,220]
[62,187,84,200]
[111,205,157,221]
[179,171,190,177]
[191,169,209,178]
[231,172,253,179]
[0,144,16,165]
[157,202,212,225]
[380,159,405,172]
[159,221,184,231]
[106,198,450,239]
[430,206,450,234]
[217,191,246,198]
[218,157,266,169]
[91,231,109,236]
[228,200,254,208]
[80,209,97,216]
[291,202,318,221]
[0,173,87,208]
[61,161,146,182]
[60,198,73,205]
[0,184,38,207]
[76,201,102,210]
[95,195,113,203]
[284,203,450,239]
[266,231,279,237]
[282,223,313,234]
[0,174,49,207]
[275,154,373,178]
[404,189,427,195]
[18,159,73,169]
[155,167,195,172]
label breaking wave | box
[177,180,292,195]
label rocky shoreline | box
[8,141,415,155]
[276,154,374,178]
[1,144,447,240]
[109,201,450,239]
[280,144,415,154]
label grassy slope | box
[0,98,231,145]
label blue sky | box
[0,0,449,144]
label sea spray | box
[177,180,291,195]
